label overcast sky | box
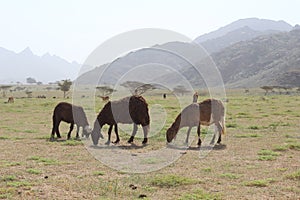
[0,0,299,63]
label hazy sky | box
[0,0,299,63]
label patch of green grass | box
[26,168,42,175]
[5,162,21,167]
[178,189,222,200]
[0,188,15,199]
[0,136,9,140]
[248,125,259,130]
[235,134,261,138]
[93,171,105,176]
[287,142,300,150]
[7,181,31,188]
[286,170,300,180]
[220,173,241,179]
[244,179,274,187]
[202,167,212,172]
[272,145,288,151]
[62,140,82,146]
[1,175,16,182]
[28,156,58,165]
[24,129,37,133]
[226,123,237,128]
[150,174,198,188]
[258,149,280,161]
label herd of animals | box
[50,93,226,147]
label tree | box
[58,79,72,98]
[173,85,190,96]
[25,90,33,98]
[96,85,116,96]
[134,84,156,95]
[26,77,36,84]
[120,81,156,95]
[260,86,274,95]
[0,85,13,97]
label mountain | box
[179,29,300,88]
[76,29,300,88]
[0,47,80,83]
[194,18,293,53]
[75,41,206,86]
[213,29,300,87]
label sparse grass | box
[202,167,212,172]
[140,157,161,164]
[0,188,15,199]
[28,156,59,165]
[150,174,198,188]
[0,136,9,140]
[287,142,300,150]
[244,179,274,187]
[6,181,31,188]
[226,123,237,128]
[258,149,280,161]
[286,170,300,180]
[26,168,42,175]
[1,175,16,182]
[62,140,83,146]
[178,189,222,200]
[4,162,21,167]
[0,89,299,199]
[272,144,288,151]
[234,133,261,138]
[248,125,259,130]
[220,173,241,179]
[93,171,105,176]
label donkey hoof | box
[127,136,134,143]
[113,139,120,144]
[142,138,148,145]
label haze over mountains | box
[1,18,299,88]
[0,47,80,84]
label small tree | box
[96,86,116,96]
[26,77,36,84]
[134,84,156,95]
[121,81,156,95]
[58,79,72,98]
[173,85,190,96]
[0,85,13,97]
[25,90,33,98]
[260,86,274,95]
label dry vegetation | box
[0,88,299,199]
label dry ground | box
[0,89,299,199]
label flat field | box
[0,89,299,199]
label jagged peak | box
[19,47,33,55]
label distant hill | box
[212,29,300,87]
[75,41,206,86]
[76,29,300,88]
[194,18,293,53]
[0,47,80,83]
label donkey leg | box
[142,125,149,144]
[216,122,222,144]
[197,124,202,146]
[128,124,138,143]
[56,121,62,138]
[50,117,57,141]
[185,127,192,145]
[105,125,113,145]
[75,125,80,140]
[67,123,74,140]
[113,124,120,144]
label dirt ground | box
[0,89,299,199]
